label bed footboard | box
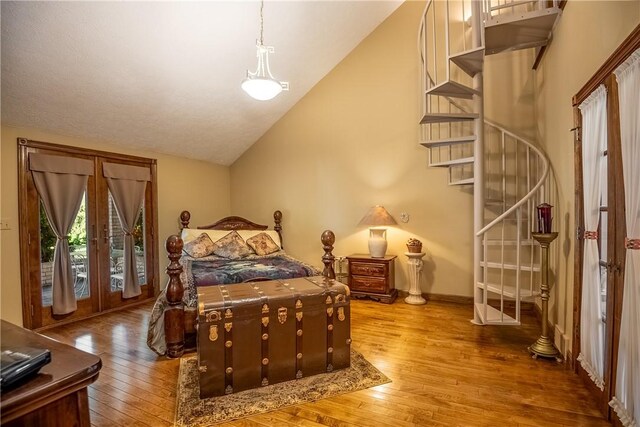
[162,230,337,358]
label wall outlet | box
[0,219,10,230]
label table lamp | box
[357,205,397,258]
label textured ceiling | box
[1,1,401,165]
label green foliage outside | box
[40,203,57,263]
[40,197,145,262]
[40,199,88,263]
[69,201,87,247]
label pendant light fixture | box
[241,1,289,101]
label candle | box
[537,203,553,233]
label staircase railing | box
[483,0,560,20]
[418,0,553,325]
[476,120,550,324]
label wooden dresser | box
[346,254,397,304]
[0,320,102,427]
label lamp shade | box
[357,205,397,227]
[358,206,396,258]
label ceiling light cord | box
[259,0,264,46]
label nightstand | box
[346,254,397,304]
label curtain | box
[29,153,94,315]
[577,84,607,390]
[610,48,640,427]
[103,163,150,299]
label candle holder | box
[529,232,561,361]
[536,203,553,233]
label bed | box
[147,210,338,357]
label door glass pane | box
[108,193,146,292]
[599,210,608,321]
[40,191,90,306]
[598,150,608,323]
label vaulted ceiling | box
[1,1,401,165]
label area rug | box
[175,350,390,426]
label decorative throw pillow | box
[183,233,216,258]
[246,232,280,256]
[213,231,253,259]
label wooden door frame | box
[18,145,101,329]
[571,24,639,421]
[17,138,159,329]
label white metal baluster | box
[516,205,522,323]
[432,2,437,85]
[462,0,467,53]
[445,0,451,82]
[500,211,505,322]
[483,235,488,322]
[501,131,506,212]
[527,147,533,296]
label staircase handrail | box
[476,121,549,236]
[419,0,550,237]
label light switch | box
[0,219,10,230]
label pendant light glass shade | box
[242,44,289,101]
[242,2,288,101]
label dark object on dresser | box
[1,347,51,390]
[163,211,338,359]
[0,320,101,426]
[196,276,351,398]
[346,254,397,304]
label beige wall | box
[534,1,639,353]
[229,1,536,296]
[485,49,537,141]
[0,125,231,325]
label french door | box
[18,139,158,329]
[572,26,639,421]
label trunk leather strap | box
[295,295,303,379]
[255,283,270,386]
[326,292,334,372]
[219,285,234,394]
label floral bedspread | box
[191,255,317,287]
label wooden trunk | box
[196,276,351,398]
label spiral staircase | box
[418,0,561,325]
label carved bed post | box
[321,230,336,279]
[180,210,191,230]
[274,210,283,249]
[164,235,185,358]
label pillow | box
[246,232,280,256]
[183,233,217,258]
[181,229,232,245]
[181,228,282,249]
[237,230,282,249]
[213,231,253,259]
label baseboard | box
[396,290,535,311]
[553,324,571,358]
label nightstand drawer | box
[350,262,387,277]
[349,275,387,293]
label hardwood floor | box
[42,299,609,427]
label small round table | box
[404,252,426,305]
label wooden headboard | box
[179,210,284,249]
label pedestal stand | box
[404,252,426,305]
[529,232,561,361]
